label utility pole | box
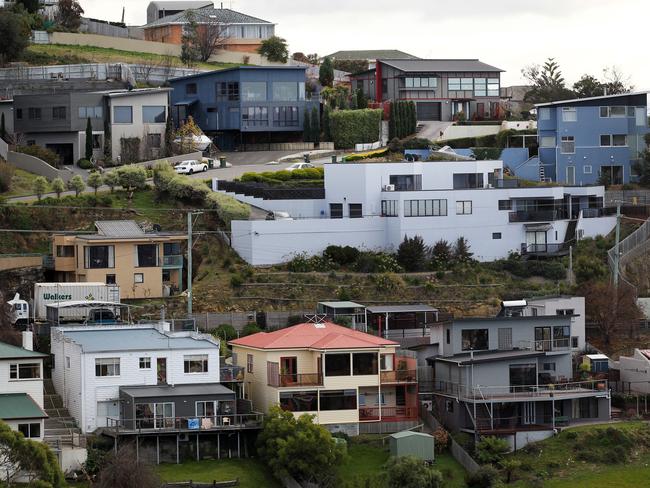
[187,211,203,315]
[613,202,621,288]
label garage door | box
[416,102,441,121]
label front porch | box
[358,385,419,422]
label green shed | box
[389,431,435,461]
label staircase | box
[563,219,578,247]
[43,379,83,449]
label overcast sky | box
[79,0,649,88]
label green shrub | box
[241,322,262,336]
[329,109,383,149]
[397,235,428,272]
[354,251,402,273]
[466,465,499,488]
[287,252,334,272]
[0,160,15,193]
[17,145,60,166]
[212,324,237,341]
[471,147,502,160]
[323,245,360,266]
[476,436,510,464]
[205,191,251,226]
[115,165,147,192]
[77,158,94,169]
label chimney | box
[22,331,33,351]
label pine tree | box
[396,102,404,138]
[350,91,358,110]
[322,105,332,141]
[303,109,311,143]
[164,114,174,157]
[388,102,396,140]
[311,106,320,143]
[103,115,112,161]
[85,117,93,160]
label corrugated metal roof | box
[326,50,418,60]
[0,393,47,420]
[61,327,218,353]
[95,220,144,237]
[319,301,365,309]
[150,1,214,9]
[0,341,48,360]
[145,5,273,27]
[380,59,503,73]
[366,305,438,313]
[121,383,234,398]
[535,91,648,107]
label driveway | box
[418,121,453,142]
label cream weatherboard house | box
[230,320,419,435]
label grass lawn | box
[433,452,467,488]
[2,168,51,197]
[157,459,280,488]
[337,437,390,483]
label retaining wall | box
[8,151,71,181]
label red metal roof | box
[229,322,398,350]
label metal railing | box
[380,370,417,384]
[509,209,562,222]
[432,379,609,400]
[607,215,650,291]
[521,243,567,255]
[162,255,183,267]
[359,406,418,420]
[107,413,264,434]
[220,365,245,382]
[274,373,323,387]
[475,414,565,431]
[516,338,571,351]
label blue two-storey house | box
[536,92,648,185]
[169,66,317,150]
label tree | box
[311,106,320,143]
[475,436,510,464]
[103,171,119,193]
[96,445,160,488]
[180,10,200,67]
[389,102,396,140]
[32,176,47,201]
[87,171,103,196]
[85,117,93,161]
[241,322,262,337]
[322,104,332,141]
[51,177,65,199]
[16,0,40,13]
[319,57,335,87]
[116,165,147,192]
[193,10,230,62]
[453,236,474,263]
[574,255,608,284]
[258,36,289,63]
[397,235,428,272]
[0,11,29,64]
[67,174,85,197]
[585,281,642,347]
[212,323,237,341]
[573,74,605,98]
[522,58,576,103]
[164,114,174,157]
[431,239,453,269]
[55,0,84,31]
[356,89,368,109]
[500,458,521,484]
[257,406,346,486]
[466,465,499,488]
[292,52,319,64]
[384,456,442,488]
[303,108,311,143]
[603,66,633,95]
[103,115,112,161]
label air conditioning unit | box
[384,184,395,191]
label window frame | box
[325,353,351,377]
[349,203,363,218]
[560,136,575,154]
[247,353,253,373]
[9,362,41,380]
[561,106,577,122]
[139,357,151,369]
[456,200,472,215]
[95,357,120,377]
[492,232,502,239]
[330,203,343,219]
[461,329,489,351]
[52,106,66,120]
[18,423,41,439]
[142,105,166,124]
[113,106,133,124]
[185,83,198,95]
[184,354,209,374]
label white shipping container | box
[33,283,120,321]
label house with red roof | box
[229,320,419,435]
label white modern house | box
[224,159,617,265]
[50,323,222,434]
[0,332,48,442]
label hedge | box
[329,109,383,149]
[441,134,498,148]
[343,148,388,162]
[16,145,61,167]
[240,167,324,183]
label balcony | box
[220,365,245,382]
[380,370,417,384]
[162,255,183,268]
[359,406,418,421]
[268,373,323,388]
[509,210,560,223]
[521,243,567,257]
[106,413,264,435]
[517,338,571,352]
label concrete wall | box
[8,151,71,181]
[440,125,501,141]
[618,350,650,393]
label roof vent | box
[305,314,327,328]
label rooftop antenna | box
[121,7,125,24]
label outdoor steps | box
[42,380,84,448]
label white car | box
[175,160,208,174]
[286,162,315,171]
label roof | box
[46,300,125,309]
[120,383,234,398]
[144,5,273,28]
[59,327,218,353]
[326,50,418,60]
[434,349,548,365]
[96,88,172,98]
[149,1,213,9]
[535,91,648,107]
[586,354,609,360]
[96,220,145,237]
[0,393,47,420]
[366,305,438,314]
[379,59,503,73]
[229,321,398,350]
[319,301,365,309]
[169,65,306,83]
[390,431,432,439]
[0,341,48,360]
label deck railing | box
[359,406,418,420]
[107,413,264,434]
[269,373,323,387]
[380,370,417,384]
[432,379,608,400]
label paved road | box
[418,121,453,141]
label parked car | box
[286,162,315,171]
[175,160,208,174]
[265,211,293,221]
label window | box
[95,358,120,377]
[52,106,66,120]
[381,200,398,217]
[319,390,356,410]
[349,203,362,218]
[196,400,218,417]
[142,106,166,123]
[446,329,450,344]
[15,109,22,120]
[136,244,158,267]
[186,83,197,95]
[404,199,447,217]
[28,108,41,120]
[612,134,627,146]
[272,81,299,101]
[584,165,592,174]
[540,136,556,147]
[380,353,393,371]
[509,364,536,389]
[539,108,551,120]
[330,203,343,219]
[560,136,575,154]
[79,106,103,119]
[456,201,472,215]
[473,78,486,96]
[164,242,181,255]
[487,79,500,97]
[272,106,299,127]
[389,174,422,191]
[56,245,74,257]
[9,363,41,379]
[325,353,350,376]
[184,354,208,373]
[139,357,151,369]
[571,336,579,348]
[448,78,461,91]
[498,199,512,211]
[492,232,502,239]
[543,362,556,371]
[147,133,162,148]
[106,274,116,284]
[600,134,611,146]
[113,106,133,124]
[453,173,484,189]
[609,106,626,117]
[241,82,267,101]
[247,354,253,373]
[353,353,378,375]
[553,325,571,347]
[405,77,437,89]
[461,329,488,351]
[445,400,454,413]
[241,106,268,126]
[65,356,70,369]
[92,134,102,149]
[84,246,114,269]
[216,81,239,101]
[18,423,40,438]
[561,107,577,122]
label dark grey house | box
[350,59,503,121]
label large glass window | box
[113,106,133,124]
[404,199,447,217]
[164,242,181,255]
[553,326,570,348]
[135,402,174,428]
[184,354,208,373]
[18,423,40,438]
[560,136,575,154]
[196,400,218,417]
[9,363,41,379]
[84,245,114,269]
[381,200,398,217]
[52,106,66,120]
[509,364,536,389]
[474,78,487,96]
[242,106,268,126]
[487,79,500,97]
[136,244,158,267]
[241,82,267,101]
[405,77,438,88]
[456,201,472,215]
[142,106,166,123]
[95,358,120,376]
[353,353,378,375]
[56,245,74,257]
[272,106,299,127]
[216,81,240,101]
[453,173,484,189]
[319,390,357,410]
[272,82,299,101]
[280,391,318,412]
[461,329,489,351]
[79,106,103,119]
[28,108,41,120]
[448,78,461,91]
[325,353,350,376]
[389,174,422,191]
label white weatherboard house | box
[50,324,221,434]
[226,159,617,265]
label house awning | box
[524,223,552,231]
[174,99,198,107]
